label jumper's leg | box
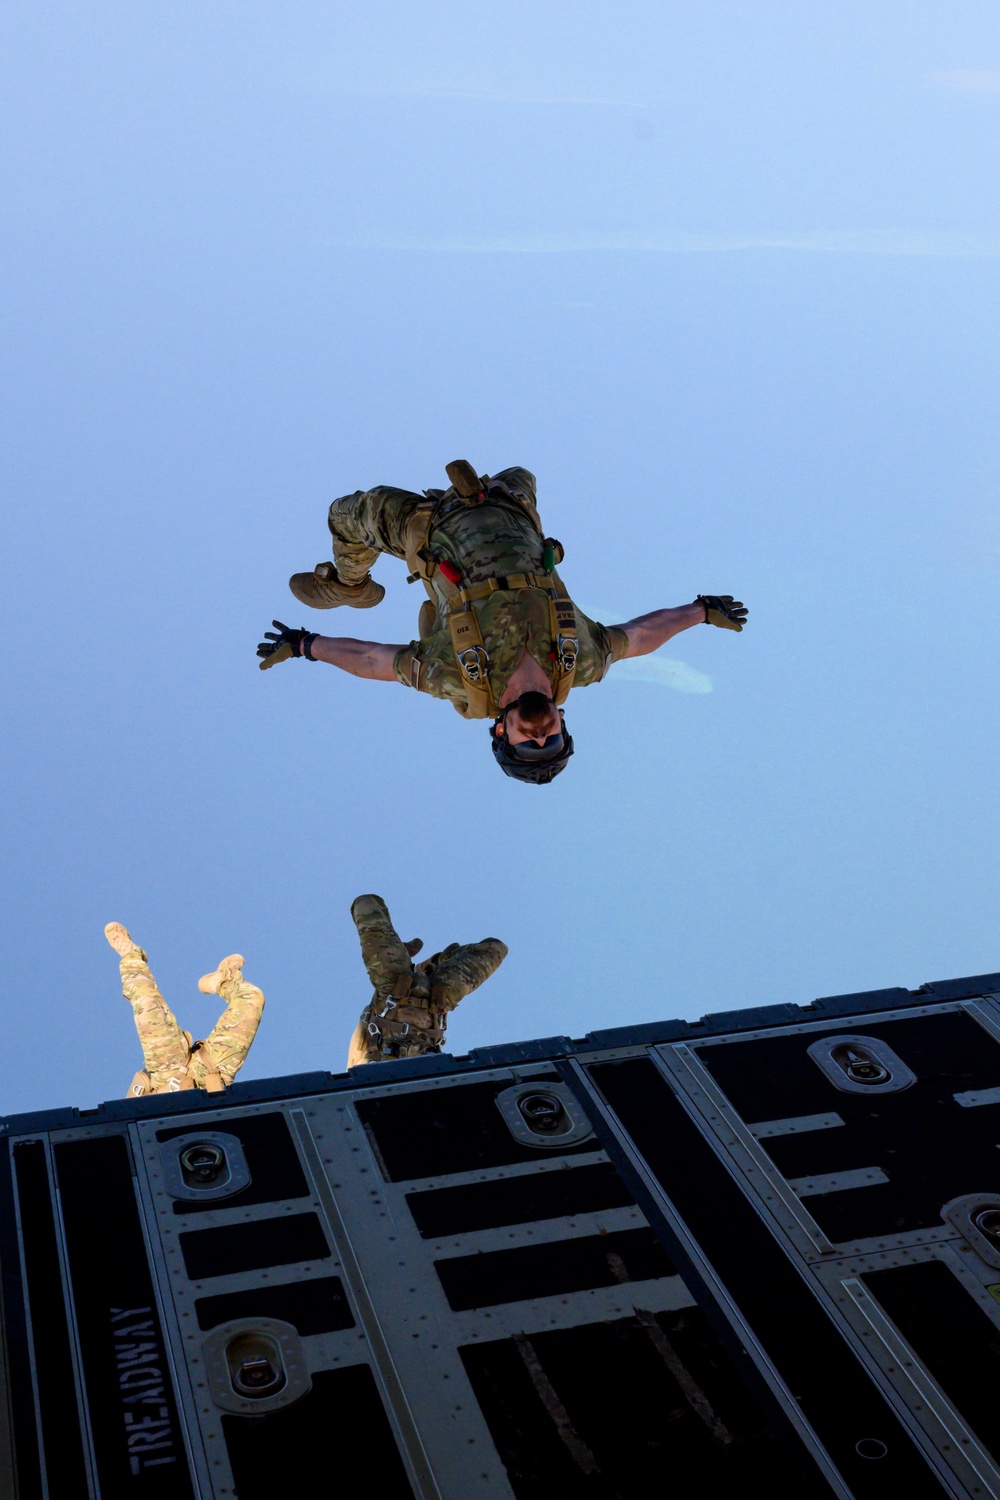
[196,956,265,1087]
[429,938,509,1012]
[105,923,192,1091]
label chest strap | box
[404,501,439,581]
[447,607,498,717]
[363,976,447,1057]
[446,577,579,715]
[126,1067,198,1098]
[549,591,579,706]
[191,1040,226,1093]
[445,572,551,607]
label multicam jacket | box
[392,468,628,717]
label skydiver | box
[347,894,506,1066]
[257,461,747,783]
[105,923,265,1097]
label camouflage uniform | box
[347,895,507,1066]
[327,467,629,718]
[118,946,264,1098]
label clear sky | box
[2,2,999,1115]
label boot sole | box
[288,574,385,609]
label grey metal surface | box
[397,1146,609,1195]
[447,1276,696,1343]
[131,1100,362,1500]
[0,1265,16,1500]
[837,1276,1000,1498]
[295,1064,699,1497]
[655,1042,836,1258]
[493,1080,595,1149]
[287,1104,449,1500]
[952,1086,1000,1108]
[200,1317,311,1416]
[129,1120,234,1499]
[159,1131,251,1202]
[684,1000,961,1050]
[654,1014,1000,1499]
[749,1112,845,1137]
[426,1202,648,1258]
[9,1137,56,1500]
[7,990,1000,1498]
[789,1167,890,1198]
[9,1134,99,1500]
[805,1033,917,1095]
[566,1055,857,1499]
[941,1194,1000,1273]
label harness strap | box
[362,974,446,1057]
[448,577,579,712]
[447,606,498,718]
[128,1067,198,1097]
[192,1040,226,1093]
[404,501,438,580]
[549,589,579,705]
[445,573,553,609]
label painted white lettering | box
[118,1368,162,1390]
[122,1385,166,1406]
[115,1343,159,1366]
[128,1431,172,1451]
[124,1408,169,1429]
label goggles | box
[508,731,567,762]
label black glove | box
[697,595,748,632]
[257,620,317,669]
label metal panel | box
[129,1099,423,1499]
[569,1051,959,1497]
[650,1001,1000,1497]
[5,983,1000,1498]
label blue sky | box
[2,2,999,1114]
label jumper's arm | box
[612,601,707,659]
[257,620,403,678]
[308,635,403,681]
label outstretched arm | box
[309,635,402,681]
[613,602,707,659]
[613,594,747,657]
[257,621,402,681]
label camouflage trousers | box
[118,948,264,1096]
[327,486,423,587]
[347,895,507,1067]
[326,468,541,591]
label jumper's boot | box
[105,922,143,959]
[288,562,385,610]
[350,896,415,991]
[198,955,246,997]
[445,459,486,499]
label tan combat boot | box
[198,955,245,996]
[105,922,143,958]
[288,562,385,610]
